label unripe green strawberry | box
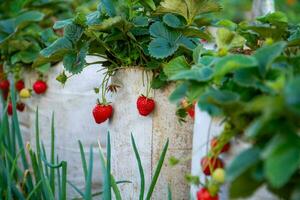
[212,168,225,184]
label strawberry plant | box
[166,11,300,199]
[41,0,220,90]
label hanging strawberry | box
[137,95,155,116]
[0,79,10,91]
[92,103,113,124]
[33,80,47,94]
[210,137,231,153]
[15,80,25,91]
[197,188,219,200]
[7,102,13,115]
[16,102,25,112]
[181,99,195,119]
[19,88,31,98]
[201,156,224,176]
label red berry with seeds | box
[15,80,25,91]
[92,104,113,124]
[197,188,219,200]
[137,95,155,116]
[210,137,230,153]
[187,105,195,119]
[201,156,224,176]
[0,79,10,91]
[33,80,47,94]
[7,102,13,115]
[16,102,25,112]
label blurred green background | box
[215,0,300,22]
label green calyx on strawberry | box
[137,95,155,116]
[33,80,47,94]
[92,101,113,124]
[201,156,224,176]
[197,188,219,200]
[210,137,231,154]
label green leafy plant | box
[41,0,220,91]
[166,12,300,199]
[0,81,67,199]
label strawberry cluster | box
[0,78,48,116]
[92,95,156,124]
[197,137,231,200]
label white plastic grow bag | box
[19,56,108,197]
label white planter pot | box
[19,56,108,197]
[108,68,194,199]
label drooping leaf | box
[264,141,300,188]
[170,67,213,82]
[226,147,261,182]
[63,45,87,74]
[284,76,300,115]
[253,42,286,76]
[40,37,73,58]
[163,56,190,78]
[214,55,258,81]
[169,82,189,103]
[64,23,84,43]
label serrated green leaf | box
[138,0,156,10]
[157,0,221,24]
[215,19,237,30]
[148,38,178,59]
[63,48,86,74]
[133,16,148,27]
[170,67,213,81]
[36,63,51,74]
[182,28,211,41]
[169,83,189,103]
[163,14,185,28]
[254,41,286,76]
[163,56,189,77]
[257,12,288,26]
[216,28,246,50]
[40,37,73,57]
[284,76,300,115]
[89,16,124,31]
[264,142,300,188]
[226,147,261,182]
[53,19,73,30]
[15,11,44,26]
[64,24,84,43]
[214,55,258,80]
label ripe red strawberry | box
[16,102,25,112]
[7,102,13,115]
[201,156,224,176]
[2,90,8,100]
[197,188,219,200]
[210,137,230,153]
[92,104,113,124]
[137,95,155,116]
[187,105,195,119]
[15,80,25,91]
[33,80,47,94]
[0,79,10,91]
